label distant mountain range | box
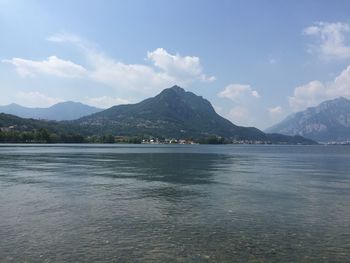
[0,86,316,144]
[266,97,350,142]
[0,101,102,121]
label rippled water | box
[0,144,350,262]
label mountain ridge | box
[265,97,350,142]
[75,85,266,139]
[0,86,316,144]
[0,101,102,121]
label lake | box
[0,144,350,262]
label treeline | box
[0,129,85,143]
[87,135,142,144]
[0,128,231,144]
[198,135,227,144]
[0,129,144,144]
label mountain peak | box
[7,103,22,107]
[158,85,188,99]
[333,96,349,103]
[266,96,350,142]
[322,96,349,104]
[160,85,186,95]
[169,85,185,92]
[317,96,350,111]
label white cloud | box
[268,106,283,114]
[47,32,84,45]
[88,48,214,93]
[268,106,283,118]
[218,84,260,101]
[331,65,350,97]
[88,52,173,93]
[289,80,326,111]
[218,84,260,127]
[4,33,214,95]
[15,91,63,107]
[303,22,350,59]
[251,90,260,98]
[47,32,98,55]
[83,96,131,108]
[45,32,215,94]
[289,65,350,111]
[147,48,215,83]
[226,106,252,126]
[212,104,223,115]
[2,56,87,78]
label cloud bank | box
[2,56,87,78]
[217,83,260,126]
[4,33,214,96]
[303,21,350,59]
[218,84,260,101]
[289,65,350,111]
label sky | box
[1,0,350,129]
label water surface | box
[0,144,350,262]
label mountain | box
[0,101,102,121]
[265,97,350,142]
[0,86,316,144]
[74,85,315,144]
[75,86,263,139]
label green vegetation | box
[198,136,226,144]
[0,129,85,143]
[0,129,145,144]
[0,128,317,145]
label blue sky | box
[1,0,350,129]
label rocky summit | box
[266,97,350,142]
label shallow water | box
[0,144,350,262]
